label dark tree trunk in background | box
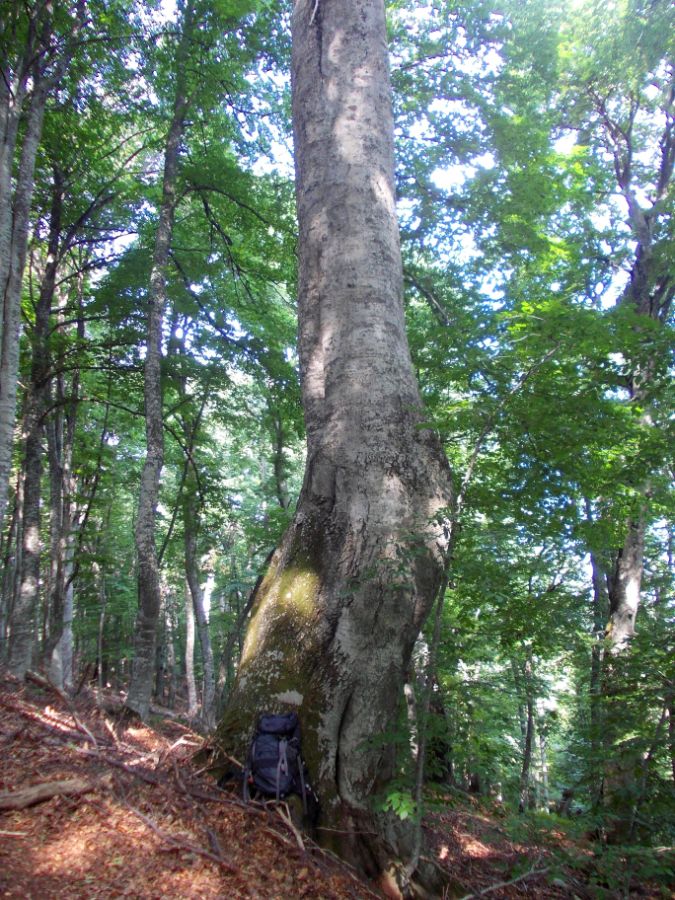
[588,540,608,806]
[517,655,535,813]
[270,407,291,511]
[214,1,453,893]
[125,4,193,720]
[45,283,83,687]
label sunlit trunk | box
[184,485,216,728]
[185,581,198,718]
[606,517,645,651]
[214,2,452,892]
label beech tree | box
[213,0,453,892]
[0,1,88,539]
[124,0,195,721]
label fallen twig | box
[25,671,98,748]
[206,825,223,857]
[75,748,163,786]
[0,775,112,811]
[163,735,201,761]
[102,717,120,747]
[262,825,300,849]
[0,693,94,746]
[124,804,238,874]
[275,802,305,851]
[175,780,268,817]
[456,863,549,899]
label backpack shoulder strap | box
[276,737,289,801]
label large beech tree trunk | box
[214,0,452,891]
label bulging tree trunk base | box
[207,732,459,899]
[209,2,454,896]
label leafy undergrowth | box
[0,673,671,900]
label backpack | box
[243,712,311,812]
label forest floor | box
[0,672,671,900]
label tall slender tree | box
[124,0,195,720]
[0,1,87,539]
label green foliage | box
[379,789,418,822]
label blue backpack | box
[243,712,310,811]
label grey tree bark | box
[125,4,193,720]
[536,707,549,812]
[591,85,675,649]
[0,80,48,541]
[185,580,198,719]
[587,83,674,840]
[7,168,63,677]
[213,1,452,892]
[44,283,83,684]
[0,2,83,540]
[184,483,216,728]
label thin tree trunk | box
[271,408,291,511]
[0,1,86,539]
[96,564,107,699]
[667,688,675,786]
[0,489,18,655]
[0,78,48,540]
[185,581,198,719]
[125,4,192,720]
[184,484,216,728]
[0,10,37,343]
[165,593,177,710]
[51,556,74,691]
[518,655,535,814]
[589,544,608,806]
[44,272,82,670]
[537,709,549,811]
[214,1,453,891]
[403,681,418,761]
[7,168,62,677]
[512,657,527,754]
